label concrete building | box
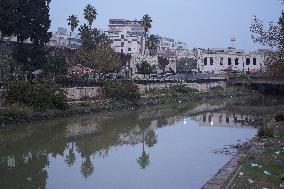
[106,19,144,55]
[157,36,191,60]
[48,27,81,49]
[196,36,266,74]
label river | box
[1,96,283,189]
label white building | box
[157,36,191,60]
[106,19,144,55]
[196,36,266,74]
[48,27,81,49]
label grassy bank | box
[0,86,255,128]
[221,115,284,189]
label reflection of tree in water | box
[65,142,76,167]
[137,132,150,169]
[81,156,94,178]
[145,129,157,148]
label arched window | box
[235,58,239,65]
[253,58,257,65]
[204,58,208,65]
[246,58,250,65]
[228,58,232,65]
[210,57,214,65]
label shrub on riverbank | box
[258,126,274,138]
[210,86,224,91]
[4,80,67,110]
[169,84,198,94]
[275,112,284,122]
[100,80,140,102]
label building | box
[196,36,266,74]
[106,19,144,55]
[157,36,191,60]
[48,27,81,49]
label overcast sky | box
[49,0,282,51]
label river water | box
[1,96,283,189]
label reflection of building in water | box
[192,112,253,127]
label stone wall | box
[65,81,226,100]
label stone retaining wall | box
[65,81,226,100]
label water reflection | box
[0,95,283,189]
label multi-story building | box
[106,19,144,55]
[157,36,190,60]
[196,37,266,74]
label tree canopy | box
[146,35,159,56]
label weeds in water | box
[258,126,274,138]
[275,112,284,122]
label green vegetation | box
[146,34,159,56]
[258,126,274,138]
[275,112,284,122]
[176,58,197,73]
[158,56,170,73]
[250,2,284,79]
[100,80,140,102]
[210,86,224,91]
[141,14,153,55]
[169,84,198,94]
[4,80,67,110]
[45,52,68,77]
[67,15,79,33]
[136,61,153,77]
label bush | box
[4,80,67,110]
[275,112,284,122]
[100,80,140,102]
[169,84,198,94]
[210,86,224,91]
[258,126,274,138]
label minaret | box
[231,34,237,49]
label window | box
[246,58,250,65]
[121,42,124,47]
[235,58,239,65]
[210,57,214,65]
[253,58,257,65]
[128,48,131,52]
[220,58,224,65]
[204,58,208,65]
[121,49,124,53]
[121,35,124,39]
[228,58,232,65]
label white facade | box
[197,48,265,74]
[48,27,81,49]
[196,37,266,73]
[106,19,144,55]
[157,36,190,60]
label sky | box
[49,0,283,51]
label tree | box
[158,56,170,73]
[0,0,52,77]
[44,52,68,77]
[136,61,153,78]
[141,14,153,55]
[146,34,159,56]
[67,15,79,35]
[250,3,284,79]
[79,24,110,50]
[77,43,122,78]
[84,4,97,28]
[176,58,197,73]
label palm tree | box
[141,14,153,55]
[146,34,159,56]
[84,4,97,28]
[67,15,79,36]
